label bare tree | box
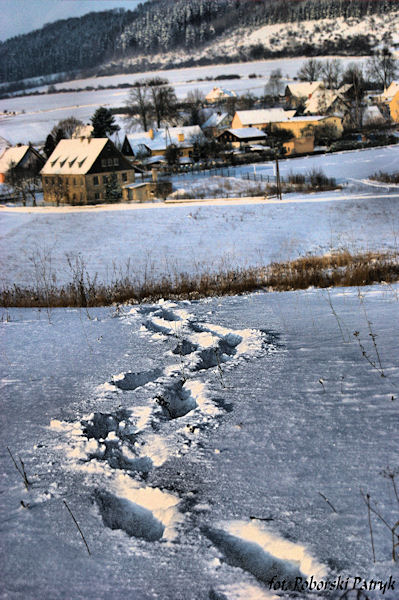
[341,64,366,128]
[367,47,397,90]
[265,68,283,97]
[185,89,206,125]
[321,59,342,89]
[147,78,177,128]
[297,59,323,82]
[51,116,84,140]
[127,81,152,131]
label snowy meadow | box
[1,286,398,599]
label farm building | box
[41,138,135,205]
[0,144,45,183]
[217,127,267,148]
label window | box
[122,172,127,182]
[101,159,107,168]
[73,178,76,186]
[103,175,108,184]
[93,176,99,185]
[107,158,113,166]
[95,192,100,200]
[113,158,119,166]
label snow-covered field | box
[1,286,398,599]
[0,56,366,145]
[169,145,399,188]
[1,190,398,288]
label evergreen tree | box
[91,107,120,138]
[104,172,121,202]
[44,134,56,157]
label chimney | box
[177,133,185,143]
[152,168,158,183]
[149,128,154,140]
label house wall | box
[231,114,244,128]
[42,169,135,204]
[283,136,314,156]
[275,116,343,138]
[42,174,80,204]
[389,91,399,122]
[85,169,135,204]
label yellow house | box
[387,89,399,122]
[274,115,343,138]
[376,82,399,122]
[41,138,135,205]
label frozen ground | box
[1,286,398,599]
[0,56,365,145]
[0,189,398,288]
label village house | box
[376,82,399,123]
[303,84,352,117]
[0,144,45,183]
[201,112,231,136]
[275,115,344,138]
[41,137,136,205]
[121,126,205,163]
[231,108,297,130]
[205,87,237,103]
[217,127,267,149]
[284,81,324,108]
[231,109,342,155]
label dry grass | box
[1,251,398,308]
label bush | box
[370,171,399,184]
[308,168,336,189]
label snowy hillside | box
[100,10,399,76]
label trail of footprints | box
[51,301,317,595]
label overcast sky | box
[0,0,145,41]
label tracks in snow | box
[47,299,327,596]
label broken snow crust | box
[1,287,398,599]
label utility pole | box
[275,151,282,201]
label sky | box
[0,0,146,41]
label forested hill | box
[0,0,396,84]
